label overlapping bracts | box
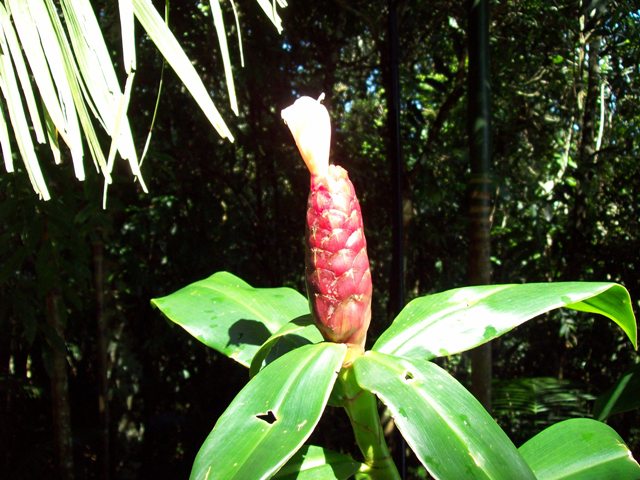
[282,95,372,350]
[305,165,372,348]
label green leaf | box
[353,351,535,480]
[593,363,640,421]
[374,282,637,360]
[519,418,640,479]
[0,2,49,199]
[273,445,362,480]
[58,0,146,196]
[151,271,310,367]
[249,314,323,377]
[493,377,593,424]
[40,0,110,181]
[0,3,45,144]
[191,343,347,480]
[254,0,284,33]
[209,0,238,115]
[118,0,136,73]
[8,0,83,172]
[132,0,234,141]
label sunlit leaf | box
[41,0,107,180]
[191,343,347,480]
[118,0,136,73]
[255,0,285,33]
[151,271,310,367]
[519,418,640,479]
[1,0,287,198]
[210,0,238,115]
[249,314,323,377]
[229,0,245,67]
[273,445,362,480]
[0,4,49,199]
[374,282,637,360]
[353,351,535,479]
[60,0,146,192]
[0,4,44,144]
[132,0,234,141]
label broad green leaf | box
[191,343,347,480]
[353,351,535,480]
[249,314,323,377]
[273,445,362,480]
[519,418,640,479]
[593,363,640,421]
[374,282,637,360]
[151,271,310,367]
[132,0,234,141]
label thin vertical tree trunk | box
[567,35,600,280]
[93,238,110,480]
[386,0,405,323]
[385,1,407,477]
[467,0,493,411]
[46,290,75,480]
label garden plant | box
[152,96,640,479]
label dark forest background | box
[1,1,639,478]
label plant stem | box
[338,367,401,480]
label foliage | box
[492,376,596,445]
[3,1,640,478]
[594,363,640,421]
[153,271,638,479]
[0,0,282,199]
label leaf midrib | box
[232,344,343,479]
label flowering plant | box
[152,97,639,480]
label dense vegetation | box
[1,1,639,478]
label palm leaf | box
[0,0,287,199]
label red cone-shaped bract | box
[305,165,372,348]
[282,95,372,350]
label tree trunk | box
[385,2,407,476]
[385,0,405,322]
[566,34,601,280]
[93,239,110,480]
[467,0,493,411]
[46,290,75,480]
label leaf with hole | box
[353,351,535,480]
[190,343,347,480]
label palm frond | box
[493,376,595,443]
[0,0,287,200]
